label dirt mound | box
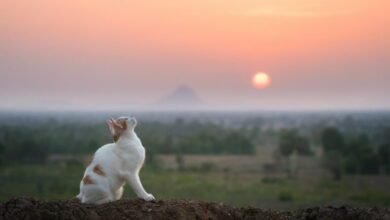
[1,198,389,220]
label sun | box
[252,72,271,89]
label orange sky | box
[0,0,389,110]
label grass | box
[0,163,389,209]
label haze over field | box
[0,0,389,111]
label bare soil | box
[1,197,389,220]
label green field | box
[1,163,389,209]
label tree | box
[278,129,311,178]
[0,142,4,155]
[321,127,345,153]
[279,130,311,157]
[321,127,345,180]
[0,141,4,164]
[378,144,390,174]
[345,134,380,175]
[321,128,381,178]
[222,132,255,155]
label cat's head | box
[107,116,137,142]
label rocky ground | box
[0,197,389,220]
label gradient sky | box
[0,0,389,110]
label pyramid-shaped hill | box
[158,85,203,107]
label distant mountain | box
[158,85,203,107]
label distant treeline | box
[0,114,390,178]
[276,126,390,177]
[321,127,390,177]
[139,119,255,155]
[0,119,255,163]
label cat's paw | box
[142,193,155,201]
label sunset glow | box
[0,0,388,110]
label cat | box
[76,116,155,204]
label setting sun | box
[252,73,271,89]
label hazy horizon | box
[0,0,389,111]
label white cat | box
[76,116,155,204]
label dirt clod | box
[0,197,389,220]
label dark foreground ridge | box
[1,198,389,220]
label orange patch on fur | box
[122,120,128,130]
[93,164,106,176]
[113,134,120,142]
[83,175,94,185]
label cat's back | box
[93,143,117,164]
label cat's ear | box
[112,119,125,130]
[107,119,115,135]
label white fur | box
[76,116,155,204]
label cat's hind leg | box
[81,184,112,204]
[114,186,124,200]
[75,193,82,202]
